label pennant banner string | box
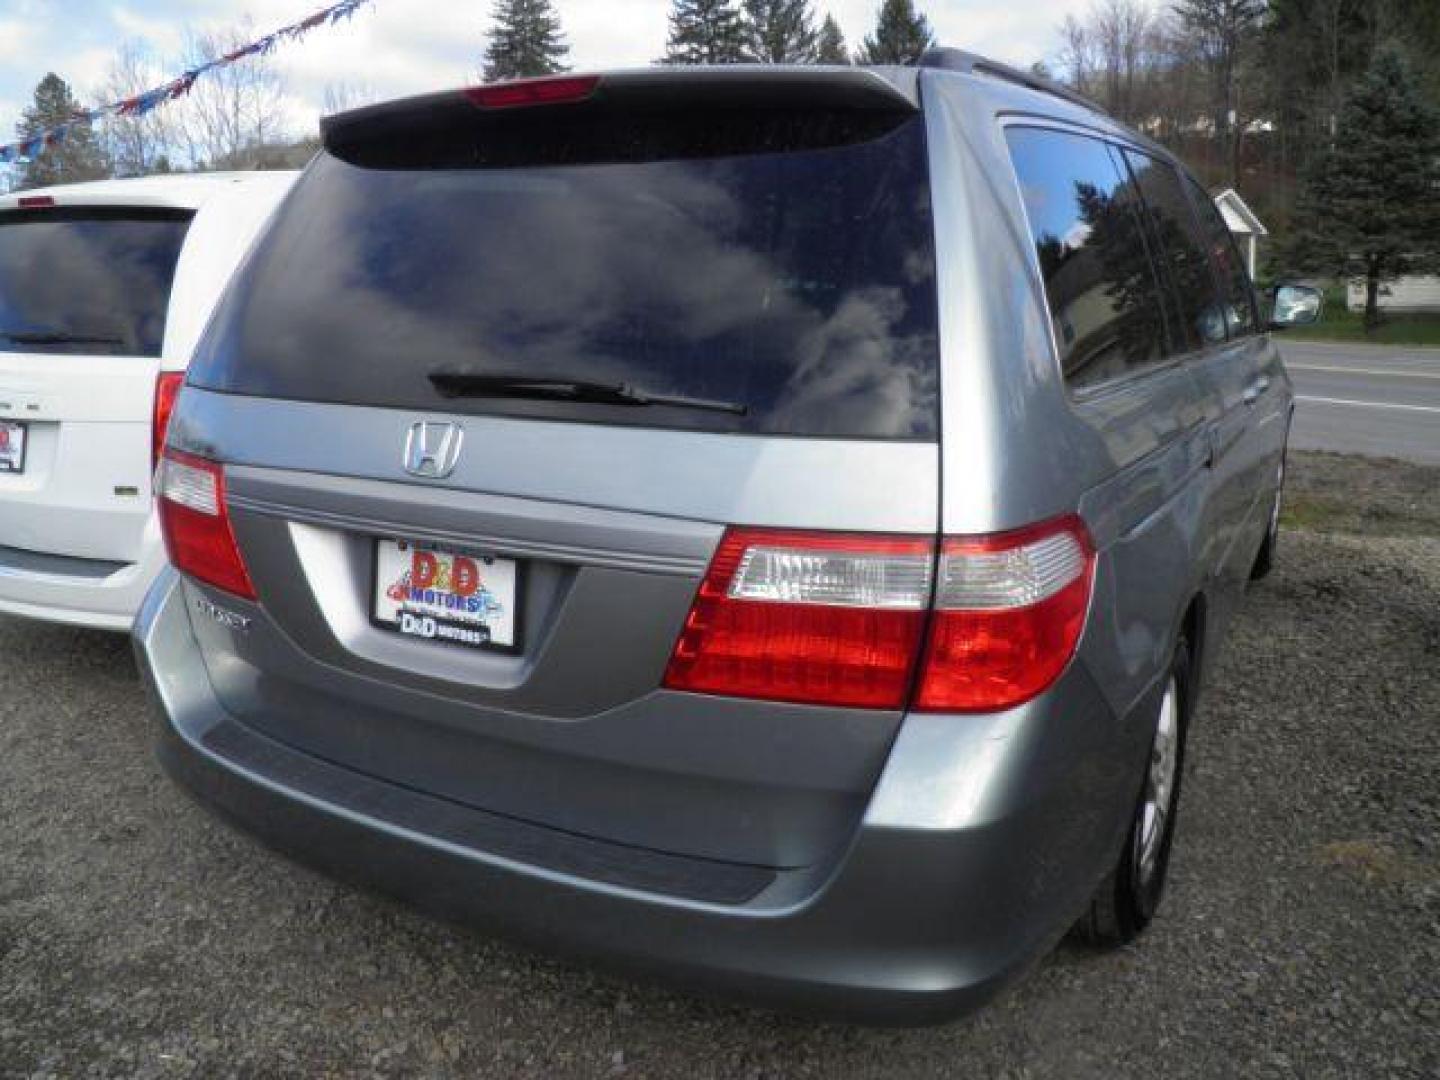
[0,0,373,165]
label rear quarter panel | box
[924,73,1217,723]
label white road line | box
[1282,340,1440,352]
[1296,395,1440,415]
[1288,364,1440,379]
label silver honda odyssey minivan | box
[136,51,1318,1022]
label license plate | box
[373,539,519,651]
[0,421,25,473]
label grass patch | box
[1283,285,1440,346]
[1284,452,1440,538]
[1279,494,1343,531]
[1281,492,1439,537]
[1286,317,1440,346]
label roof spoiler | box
[321,67,919,158]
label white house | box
[1210,187,1440,312]
[1213,188,1266,280]
[1346,275,1440,314]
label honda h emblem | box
[403,421,464,479]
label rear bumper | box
[0,525,165,631]
[135,570,1149,1024]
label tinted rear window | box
[188,114,939,439]
[0,208,191,358]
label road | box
[1280,340,1440,464]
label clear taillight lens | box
[157,449,256,600]
[663,529,934,709]
[727,540,933,608]
[914,516,1094,712]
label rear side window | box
[189,113,940,440]
[1185,177,1258,337]
[1006,127,1170,390]
[0,209,191,358]
[1120,150,1227,351]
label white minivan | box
[0,171,295,630]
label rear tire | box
[1075,636,1192,947]
[1250,454,1286,581]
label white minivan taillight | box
[664,516,1094,713]
[152,372,184,470]
[157,448,256,600]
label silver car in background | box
[135,52,1312,1022]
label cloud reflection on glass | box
[192,116,940,439]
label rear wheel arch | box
[1180,593,1206,693]
[1075,627,1194,946]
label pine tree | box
[858,0,934,65]
[743,0,820,63]
[816,14,850,64]
[1279,47,1440,330]
[483,0,570,82]
[662,0,749,64]
[15,74,108,190]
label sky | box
[0,0,1094,150]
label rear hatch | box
[176,70,942,882]
[0,206,191,564]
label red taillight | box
[662,529,935,709]
[18,196,55,208]
[152,372,183,470]
[464,74,600,109]
[156,449,256,600]
[663,516,1095,713]
[914,516,1094,712]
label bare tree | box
[96,40,177,177]
[1053,1,1257,184]
[174,21,290,170]
[321,81,379,117]
[1094,0,1156,123]
[1172,0,1264,186]
[1059,2,1164,127]
[1147,12,1207,143]
[1059,14,1098,93]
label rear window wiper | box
[2,329,126,346]
[427,373,748,416]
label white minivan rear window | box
[0,208,191,358]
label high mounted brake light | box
[664,516,1095,713]
[464,75,600,110]
[157,448,256,600]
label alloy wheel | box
[1137,676,1181,888]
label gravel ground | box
[2,451,1437,1079]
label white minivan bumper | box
[0,515,167,632]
